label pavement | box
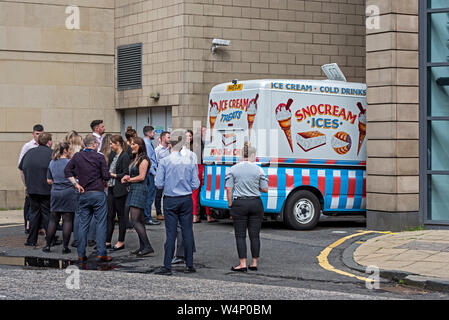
[0,210,23,226]
[3,209,449,293]
[349,230,449,292]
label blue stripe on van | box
[338,170,349,210]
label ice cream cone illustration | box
[247,94,259,141]
[275,98,294,152]
[356,102,366,156]
[209,99,219,142]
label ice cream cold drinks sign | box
[206,80,367,163]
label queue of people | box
[18,121,268,274]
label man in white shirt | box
[154,131,171,219]
[18,124,44,234]
[90,120,105,151]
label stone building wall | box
[365,0,420,230]
[0,0,117,208]
[115,0,367,129]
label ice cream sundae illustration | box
[247,94,259,141]
[275,98,294,152]
[356,102,366,156]
[209,99,219,142]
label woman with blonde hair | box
[65,130,83,157]
[43,142,78,254]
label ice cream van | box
[200,68,367,230]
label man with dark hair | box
[142,125,161,225]
[65,134,112,262]
[18,124,45,234]
[19,132,53,246]
[90,120,105,151]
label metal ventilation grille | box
[117,43,142,91]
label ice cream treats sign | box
[208,94,259,156]
[274,95,366,161]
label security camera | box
[211,39,231,53]
[212,39,230,46]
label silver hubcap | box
[294,199,314,224]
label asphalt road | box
[0,215,448,300]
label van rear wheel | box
[284,190,321,230]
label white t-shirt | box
[18,139,38,167]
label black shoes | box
[24,242,36,247]
[231,266,247,272]
[249,266,258,271]
[71,240,78,248]
[62,247,71,254]
[112,244,125,251]
[153,267,172,276]
[42,246,51,253]
[136,247,154,257]
[184,266,196,274]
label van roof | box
[210,79,367,97]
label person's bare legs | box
[250,258,258,268]
[236,258,247,269]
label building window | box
[421,1,449,223]
[117,43,142,91]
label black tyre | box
[283,189,321,230]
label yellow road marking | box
[317,230,396,283]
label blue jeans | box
[163,194,194,270]
[144,174,156,222]
[77,191,108,257]
[73,210,97,242]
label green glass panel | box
[429,175,449,221]
[428,13,449,63]
[428,0,449,9]
[428,66,449,116]
[428,120,449,170]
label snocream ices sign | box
[272,90,366,162]
[204,79,366,164]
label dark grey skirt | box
[51,187,79,213]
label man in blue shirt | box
[143,126,161,226]
[153,136,200,275]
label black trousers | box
[106,191,127,243]
[26,194,50,245]
[155,188,164,216]
[230,197,264,260]
[23,195,30,228]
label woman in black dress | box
[43,142,79,253]
[106,135,130,251]
[121,137,154,257]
